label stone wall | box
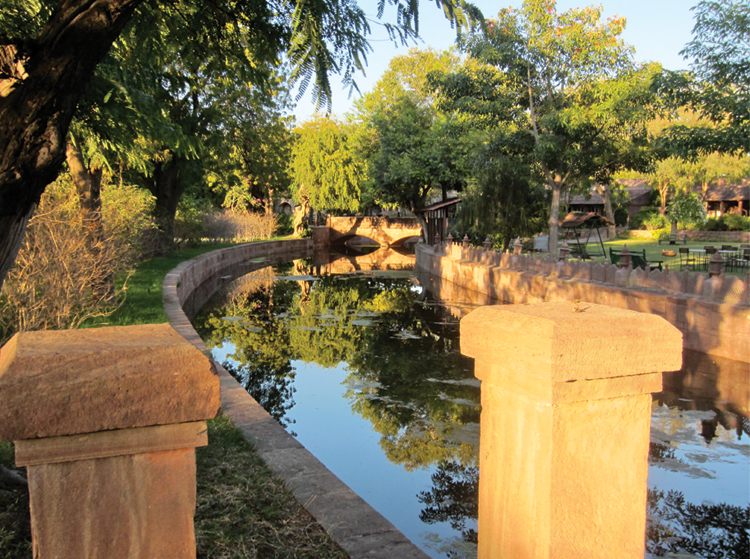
[416,243,750,363]
[162,239,431,559]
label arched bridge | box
[325,216,422,248]
[318,248,416,274]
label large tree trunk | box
[602,183,616,239]
[548,185,561,258]
[142,154,187,254]
[0,0,144,293]
[66,138,103,239]
[292,196,310,237]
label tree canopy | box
[444,0,657,255]
[289,116,366,214]
[654,0,750,156]
[0,0,482,290]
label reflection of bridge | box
[326,216,422,247]
[316,248,416,274]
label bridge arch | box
[325,216,422,248]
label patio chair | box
[731,248,750,272]
[678,247,694,269]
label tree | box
[288,116,366,224]
[668,191,707,233]
[0,0,480,292]
[355,49,477,237]
[457,0,658,256]
[654,0,750,156]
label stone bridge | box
[324,216,422,247]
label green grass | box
[564,237,748,276]
[84,243,238,328]
[2,239,347,559]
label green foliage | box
[632,207,670,231]
[654,0,750,156]
[355,49,477,217]
[705,213,750,231]
[289,117,365,213]
[174,197,209,245]
[668,192,707,227]
[448,0,658,255]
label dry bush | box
[0,178,156,343]
[201,210,277,243]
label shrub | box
[174,197,208,246]
[275,212,294,236]
[101,182,158,260]
[201,210,277,242]
[0,178,153,343]
[668,192,706,229]
[721,213,750,231]
[632,207,670,230]
[704,217,726,231]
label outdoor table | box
[689,248,706,270]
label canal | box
[192,252,749,559]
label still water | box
[192,254,749,559]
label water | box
[193,255,749,559]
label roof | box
[570,192,604,206]
[418,198,461,212]
[559,212,615,228]
[699,179,749,201]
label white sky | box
[292,0,698,122]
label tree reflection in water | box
[193,260,749,559]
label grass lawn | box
[1,241,347,559]
[564,237,749,277]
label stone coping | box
[162,240,429,559]
[0,324,220,441]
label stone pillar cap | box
[0,324,220,441]
[461,302,683,384]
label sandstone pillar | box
[0,324,221,559]
[461,302,682,559]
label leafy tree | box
[288,116,366,223]
[355,49,477,235]
[0,0,480,292]
[668,191,707,230]
[654,0,749,157]
[457,0,657,256]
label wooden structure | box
[560,212,614,259]
[418,198,461,245]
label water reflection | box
[192,253,749,559]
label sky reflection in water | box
[195,259,749,559]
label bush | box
[201,210,277,242]
[102,182,158,260]
[275,212,294,236]
[721,213,750,231]
[0,178,154,343]
[632,207,670,230]
[174,196,209,246]
[704,217,726,231]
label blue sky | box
[292,0,698,121]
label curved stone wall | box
[162,239,430,559]
[417,243,750,363]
